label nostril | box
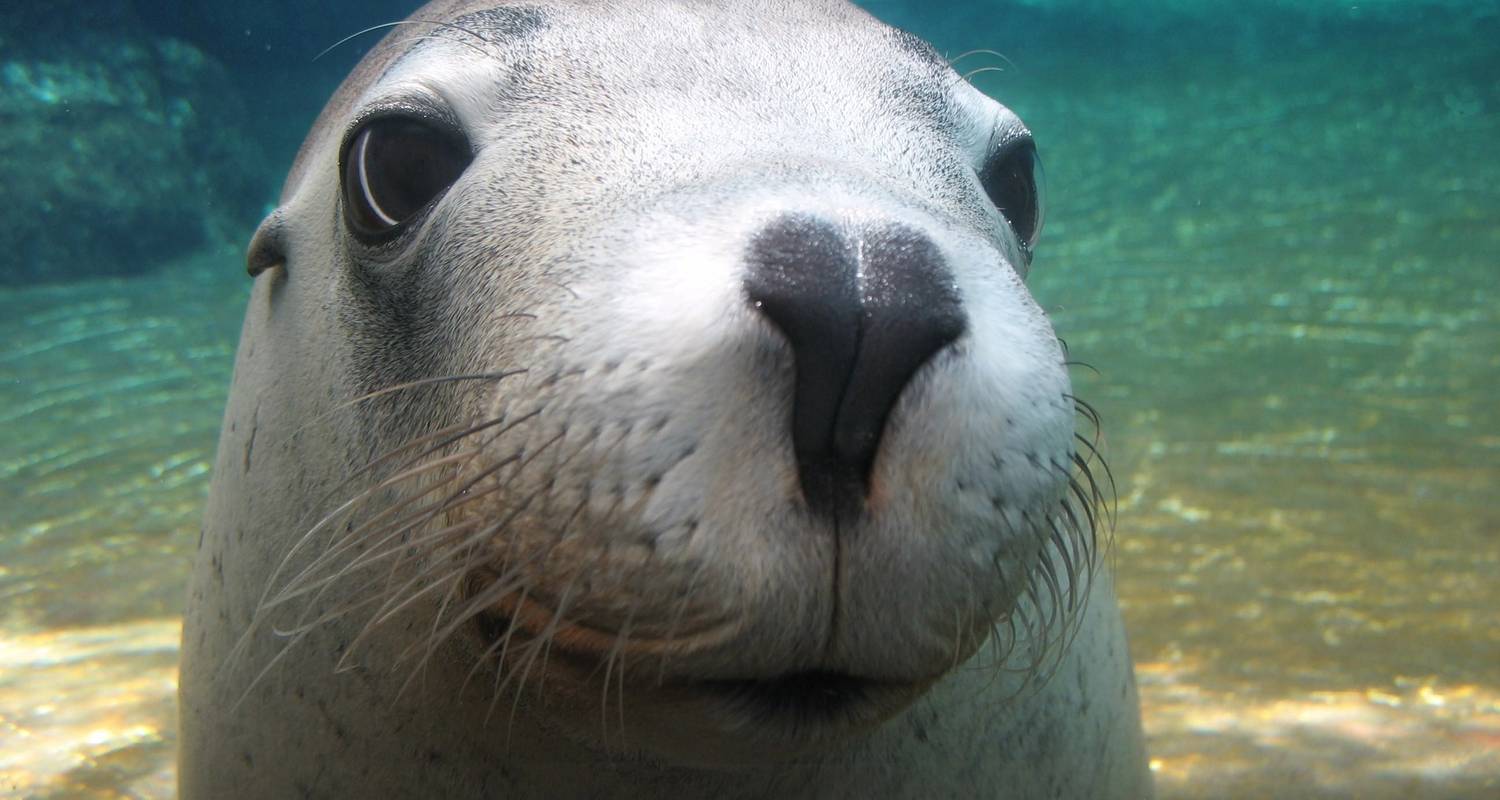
[744,215,966,518]
[744,216,861,489]
[832,225,965,472]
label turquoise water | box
[2,2,1497,797]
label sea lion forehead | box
[374,0,964,109]
[387,0,872,61]
[283,0,992,204]
[379,4,549,75]
[358,0,1007,172]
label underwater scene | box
[1,0,1495,797]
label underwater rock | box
[1,8,266,284]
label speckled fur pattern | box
[179,1,1153,797]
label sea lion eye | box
[341,116,471,240]
[978,137,1045,256]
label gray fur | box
[180,1,1152,797]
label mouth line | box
[679,669,943,744]
[688,670,888,726]
[475,605,919,729]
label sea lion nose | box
[744,214,967,518]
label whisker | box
[268,371,524,452]
[657,551,707,686]
[250,388,538,613]
[502,575,584,736]
[397,488,554,677]
[487,585,532,730]
[947,48,1017,72]
[281,409,565,612]
[288,452,525,620]
[336,524,487,673]
[1046,515,1080,614]
[1027,527,1065,634]
[273,515,487,642]
[1073,448,1117,530]
[470,452,615,721]
[600,610,634,749]
[258,450,486,612]
[1064,359,1103,377]
[363,429,576,701]
[258,448,480,611]
[957,65,1008,87]
[225,451,481,674]
[229,624,315,711]
[314,18,493,61]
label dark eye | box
[342,117,471,240]
[978,137,1045,256]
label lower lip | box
[690,671,892,727]
[474,606,919,729]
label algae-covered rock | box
[1,9,266,284]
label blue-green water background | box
[2,1,1497,797]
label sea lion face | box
[252,0,1094,765]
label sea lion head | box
[240,0,1100,766]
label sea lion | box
[178,1,1152,797]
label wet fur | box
[180,1,1152,797]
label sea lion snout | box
[743,213,966,517]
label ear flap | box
[246,211,287,277]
